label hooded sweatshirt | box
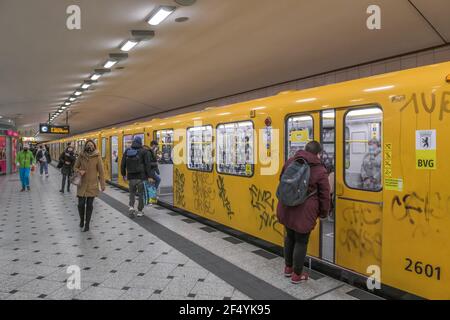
[120,138,151,180]
[276,150,331,234]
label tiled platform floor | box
[0,166,382,300]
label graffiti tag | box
[217,176,234,220]
[174,168,186,207]
[192,172,215,215]
[249,185,283,236]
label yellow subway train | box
[48,61,450,299]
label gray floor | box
[0,166,382,300]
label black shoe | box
[79,220,84,228]
[60,189,64,193]
[83,225,89,232]
[27,186,30,191]
[20,188,25,192]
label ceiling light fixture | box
[81,83,91,89]
[74,91,83,96]
[69,97,76,102]
[104,60,118,69]
[120,40,138,52]
[146,6,176,26]
[90,73,102,81]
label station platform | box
[0,166,382,300]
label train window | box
[187,125,213,172]
[217,121,254,177]
[123,135,133,152]
[155,130,174,164]
[93,138,98,147]
[344,107,383,192]
[101,138,107,159]
[286,115,314,159]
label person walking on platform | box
[74,140,106,232]
[16,144,35,192]
[121,136,151,218]
[58,145,76,193]
[276,141,330,284]
[36,145,51,177]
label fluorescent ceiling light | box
[61,106,68,110]
[81,83,91,89]
[364,85,394,92]
[74,91,83,96]
[147,6,176,26]
[347,108,382,117]
[120,40,138,52]
[69,97,76,102]
[90,73,102,81]
[296,98,317,103]
[64,102,71,106]
[103,60,117,69]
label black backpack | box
[276,157,317,207]
[125,149,143,174]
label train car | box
[47,61,450,299]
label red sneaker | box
[284,266,293,277]
[291,272,309,284]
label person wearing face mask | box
[58,145,76,193]
[360,138,382,191]
[73,140,106,232]
[16,144,35,192]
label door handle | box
[336,181,344,196]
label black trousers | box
[61,174,71,191]
[284,228,310,275]
[78,197,94,226]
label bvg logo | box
[417,159,435,169]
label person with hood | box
[121,136,151,217]
[16,144,35,192]
[58,145,76,193]
[277,141,331,284]
[74,140,106,232]
[360,138,382,191]
[36,145,51,177]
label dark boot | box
[78,204,85,229]
[83,207,93,232]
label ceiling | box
[0,0,448,139]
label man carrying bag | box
[121,136,151,218]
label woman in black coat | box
[59,146,76,193]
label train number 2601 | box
[405,259,441,280]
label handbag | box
[70,172,82,186]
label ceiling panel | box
[0,0,447,137]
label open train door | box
[334,106,384,277]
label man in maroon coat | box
[277,141,331,284]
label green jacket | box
[17,150,35,169]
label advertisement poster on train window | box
[416,130,437,170]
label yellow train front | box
[48,61,450,300]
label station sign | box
[39,124,70,135]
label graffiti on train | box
[192,171,215,215]
[216,176,234,220]
[391,192,450,238]
[249,185,283,237]
[174,168,186,207]
[339,203,382,262]
[400,91,450,121]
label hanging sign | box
[39,124,70,135]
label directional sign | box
[40,124,70,135]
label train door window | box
[111,136,119,182]
[101,138,107,159]
[217,121,254,177]
[133,133,144,144]
[344,107,383,191]
[286,115,314,159]
[155,130,174,164]
[187,125,213,172]
[320,110,336,263]
[123,135,133,152]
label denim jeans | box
[39,161,48,175]
[19,168,30,189]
